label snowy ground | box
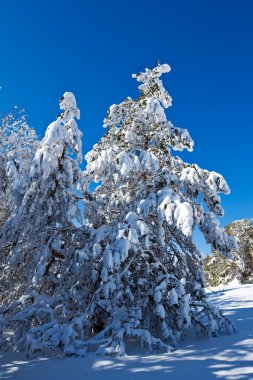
[0,282,253,380]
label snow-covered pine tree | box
[83,63,235,355]
[0,109,38,228]
[0,92,86,354]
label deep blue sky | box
[0,0,252,252]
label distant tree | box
[204,252,239,287]
[83,63,235,355]
[0,93,86,353]
[205,219,253,286]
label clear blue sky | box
[0,0,252,252]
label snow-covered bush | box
[205,219,253,286]
[82,63,235,355]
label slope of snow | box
[0,283,253,380]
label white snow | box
[174,201,193,237]
[1,283,253,379]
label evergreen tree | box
[0,93,86,353]
[0,65,236,357]
[0,109,38,228]
[83,63,235,355]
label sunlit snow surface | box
[1,282,253,379]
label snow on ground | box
[0,283,253,380]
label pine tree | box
[0,66,236,357]
[0,92,86,353]
[0,109,38,228]
[83,63,235,355]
